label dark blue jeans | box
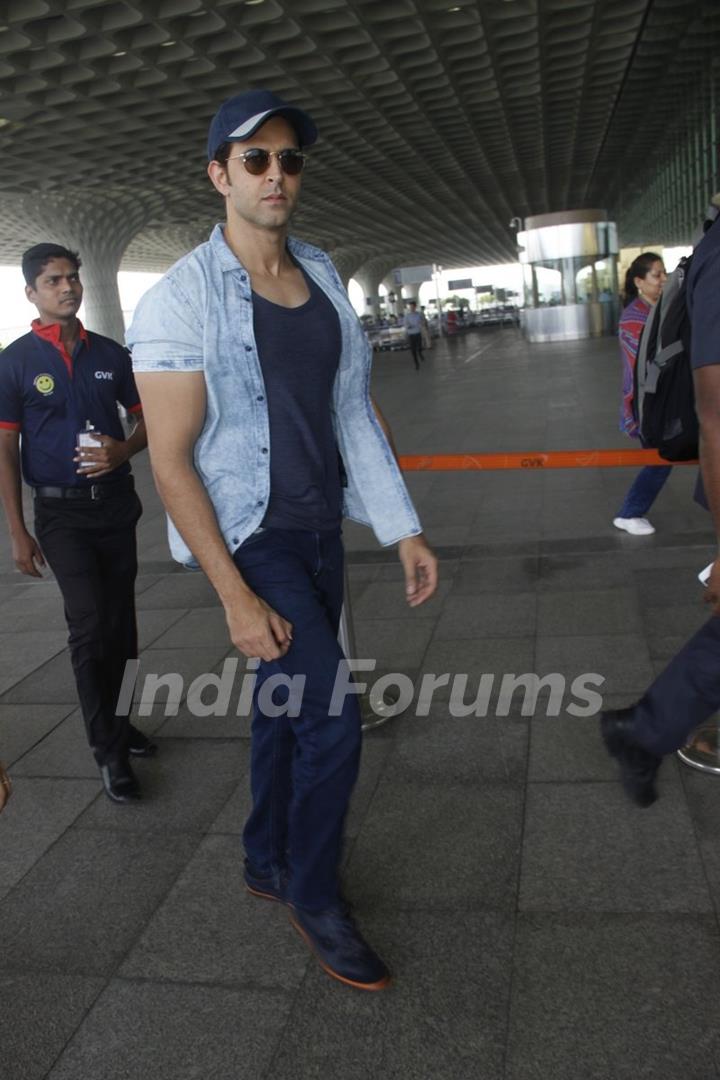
[232,527,361,911]
[617,465,672,518]
[632,615,720,755]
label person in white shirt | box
[403,301,425,370]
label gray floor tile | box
[506,913,720,1080]
[0,649,77,704]
[119,833,308,990]
[351,577,451,620]
[0,703,74,765]
[435,592,537,639]
[449,555,540,594]
[133,645,231,708]
[535,634,654,696]
[0,632,70,696]
[537,552,634,591]
[137,607,188,649]
[47,980,292,1080]
[11,710,97,777]
[148,606,233,649]
[0,974,104,1080]
[520,782,712,913]
[136,572,220,609]
[353,618,435,668]
[267,910,514,1080]
[385,714,528,785]
[642,602,709,639]
[1,829,198,976]
[345,778,523,910]
[0,777,99,901]
[74,739,250,833]
[537,587,642,636]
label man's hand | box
[12,529,45,577]
[398,534,438,607]
[225,591,293,662]
[75,434,129,478]
[704,559,720,616]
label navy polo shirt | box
[0,321,142,488]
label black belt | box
[33,477,135,501]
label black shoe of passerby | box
[100,757,141,803]
[290,904,391,991]
[128,726,158,757]
[601,708,661,808]
[244,863,290,905]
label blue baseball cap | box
[207,89,318,160]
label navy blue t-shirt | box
[0,323,142,487]
[252,268,343,531]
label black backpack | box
[634,207,719,462]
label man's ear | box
[25,284,36,304]
[207,160,230,197]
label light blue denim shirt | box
[127,224,421,566]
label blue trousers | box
[232,527,361,911]
[632,615,720,754]
[617,465,672,518]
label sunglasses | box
[226,148,307,176]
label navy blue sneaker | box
[289,904,391,991]
[243,864,289,905]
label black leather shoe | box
[601,707,661,808]
[290,904,391,991]
[244,863,290,905]
[100,757,141,803]
[128,726,158,758]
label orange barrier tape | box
[399,449,698,471]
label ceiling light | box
[113,50,126,57]
[245,0,266,5]
[448,5,461,10]
[0,118,11,129]
[161,40,176,47]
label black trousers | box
[34,490,142,765]
[408,332,423,369]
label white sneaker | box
[613,516,656,536]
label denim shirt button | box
[257,395,264,402]
[261,447,268,454]
[240,273,247,282]
[245,345,252,352]
[256,499,263,506]
[232,537,239,545]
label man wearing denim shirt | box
[128,90,437,991]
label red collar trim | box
[31,319,88,376]
[31,319,88,347]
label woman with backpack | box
[613,252,670,535]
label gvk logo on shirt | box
[95,371,114,380]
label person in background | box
[0,243,152,805]
[403,300,425,370]
[613,252,669,536]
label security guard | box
[0,243,151,803]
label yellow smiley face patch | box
[34,373,55,396]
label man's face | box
[211,115,303,232]
[26,258,83,323]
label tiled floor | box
[1,326,719,1079]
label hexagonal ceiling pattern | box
[0,0,715,274]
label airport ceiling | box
[0,0,714,274]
